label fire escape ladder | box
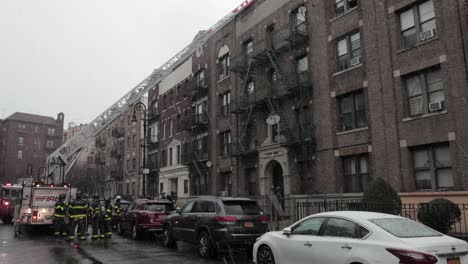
[266,50,295,92]
[238,106,254,154]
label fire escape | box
[230,16,315,161]
[180,72,210,195]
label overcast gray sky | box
[0,0,243,126]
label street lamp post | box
[131,102,148,198]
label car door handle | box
[341,244,352,250]
[304,242,312,247]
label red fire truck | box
[0,183,22,224]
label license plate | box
[448,257,461,264]
[244,222,254,228]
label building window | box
[220,92,231,117]
[246,79,255,95]
[169,148,173,166]
[244,39,253,59]
[195,69,205,88]
[160,182,164,193]
[162,122,166,139]
[176,114,180,133]
[184,180,189,194]
[334,0,358,17]
[127,137,130,148]
[195,101,208,123]
[127,160,131,171]
[404,67,444,116]
[221,172,232,196]
[161,149,166,167]
[343,154,370,193]
[18,136,24,145]
[48,128,55,136]
[400,0,436,49]
[46,140,54,148]
[219,54,230,80]
[18,123,26,130]
[338,91,367,131]
[336,32,361,71]
[412,144,452,191]
[133,135,136,148]
[17,150,23,160]
[150,122,159,143]
[177,145,181,165]
[169,119,173,137]
[162,95,167,109]
[132,182,136,196]
[220,131,231,156]
[132,158,136,171]
[296,55,309,85]
[293,6,307,33]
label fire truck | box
[0,183,22,224]
[15,180,76,231]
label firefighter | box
[112,195,122,230]
[53,194,68,237]
[90,194,102,240]
[67,192,88,241]
[102,198,113,239]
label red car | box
[118,199,175,240]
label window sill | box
[333,64,363,77]
[329,7,358,23]
[402,110,447,122]
[217,75,231,84]
[336,126,368,136]
[396,37,439,55]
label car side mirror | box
[176,207,181,214]
[283,227,292,237]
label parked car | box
[162,196,269,258]
[118,199,175,240]
[253,211,468,264]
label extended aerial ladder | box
[46,0,257,183]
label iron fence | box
[255,195,468,240]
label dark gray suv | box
[162,196,269,258]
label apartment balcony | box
[180,112,208,133]
[110,147,123,159]
[148,107,159,122]
[111,127,125,138]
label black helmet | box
[76,192,82,200]
[93,194,100,200]
[105,198,111,205]
[59,194,66,200]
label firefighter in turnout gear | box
[53,194,68,237]
[112,195,121,230]
[90,195,103,240]
[67,192,88,241]
[103,199,113,239]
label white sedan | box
[253,211,468,264]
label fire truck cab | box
[0,183,22,224]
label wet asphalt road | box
[0,223,252,264]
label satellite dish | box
[206,161,212,168]
[266,115,281,125]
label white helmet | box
[115,195,122,200]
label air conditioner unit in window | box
[420,28,436,41]
[429,101,445,112]
[350,56,361,66]
[220,191,228,197]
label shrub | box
[417,198,461,234]
[360,177,402,215]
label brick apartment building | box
[95,98,146,199]
[0,112,64,183]
[209,0,468,196]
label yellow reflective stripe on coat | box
[54,214,65,218]
[70,214,86,218]
[71,206,86,209]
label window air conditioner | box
[220,191,228,197]
[350,56,361,66]
[420,28,436,41]
[429,101,445,112]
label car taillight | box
[386,248,438,264]
[215,216,237,225]
[32,211,38,222]
[259,215,269,224]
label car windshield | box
[223,201,262,215]
[144,203,174,212]
[370,218,442,238]
[2,188,20,198]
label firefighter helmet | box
[115,195,121,202]
[59,193,66,200]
